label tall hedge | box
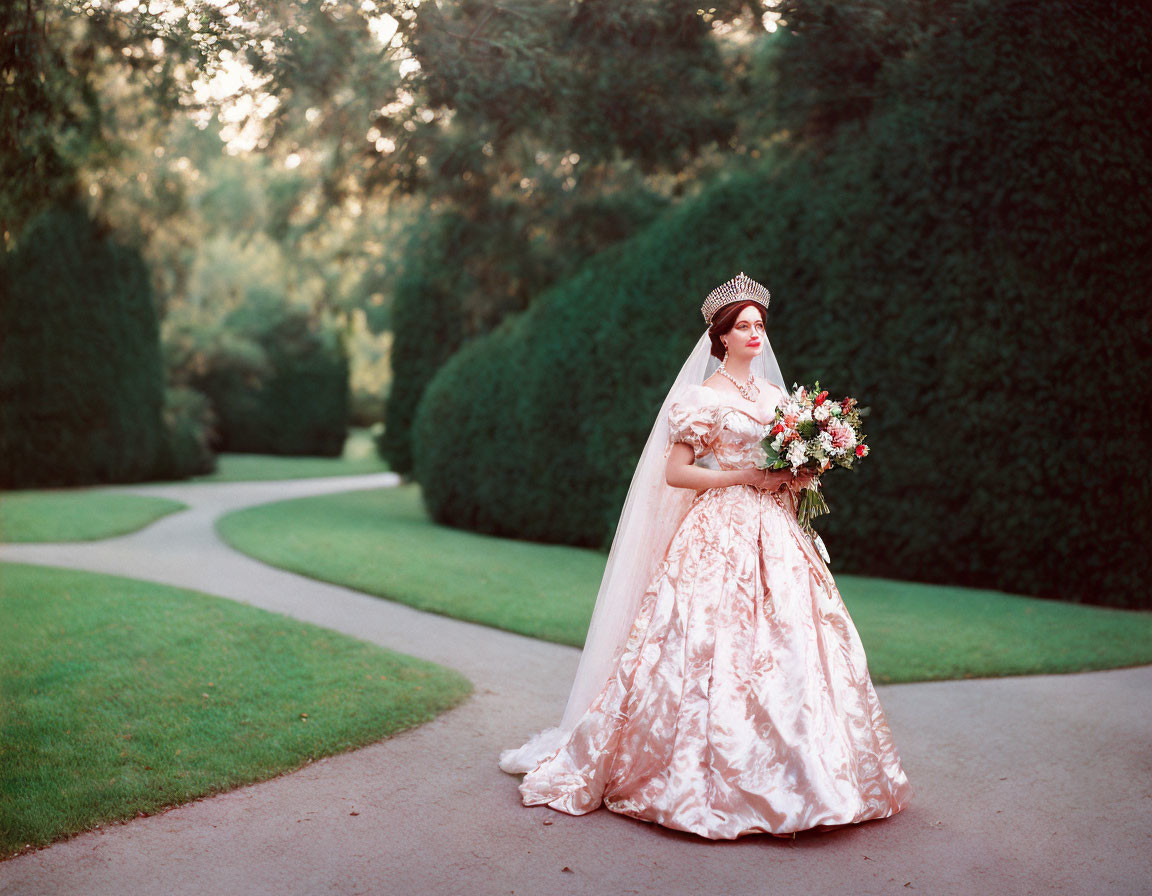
[380,215,474,474]
[0,198,166,488]
[381,191,668,474]
[413,0,1152,609]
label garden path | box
[1,474,1149,895]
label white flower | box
[813,404,831,422]
[771,433,784,451]
[798,408,813,423]
[786,440,807,468]
[818,431,834,452]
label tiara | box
[701,272,771,325]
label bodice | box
[707,407,776,470]
[666,384,782,471]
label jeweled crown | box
[701,272,771,325]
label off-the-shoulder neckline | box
[698,382,783,426]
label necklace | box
[717,362,760,402]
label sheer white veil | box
[499,323,789,774]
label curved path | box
[1,475,1149,896]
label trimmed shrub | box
[167,291,350,457]
[413,0,1152,609]
[0,198,166,488]
[380,216,473,474]
[381,192,670,474]
[154,386,217,479]
[217,295,349,457]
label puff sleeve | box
[666,384,722,460]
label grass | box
[0,429,387,542]
[193,427,389,482]
[219,486,604,647]
[0,492,186,543]
[0,561,472,857]
[831,575,1152,683]
[218,485,1152,684]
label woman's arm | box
[665,442,792,492]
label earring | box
[722,343,729,365]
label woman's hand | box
[666,446,815,495]
[790,467,820,490]
[736,467,792,491]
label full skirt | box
[517,484,914,840]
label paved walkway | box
[1,475,1149,896]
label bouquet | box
[758,381,870,563]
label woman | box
[499,273,913,840]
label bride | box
[499,273,913,840]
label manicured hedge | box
[187,293,350,457]
[380,194,669,474]
[380,215,472,475]
[0,198,167,488]
[153,386,217,479]
[413,0,1152,609]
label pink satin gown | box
[517,384,913,839]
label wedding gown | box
[514,383,913,840]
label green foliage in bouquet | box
[414,0,1152,609]
[795,419,819,441]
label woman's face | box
[723,304,766,361]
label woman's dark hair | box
[707,301,768,360]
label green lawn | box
[0,492,186,543]
[194,427,389,482]
[0,429,388,542]
[0,562,472,857]
[218,485,1152,684]
[219,486,603,647]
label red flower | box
[814,390,829,406]
[855,444,866,457]
[770,423,784,436]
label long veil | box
[499,326,789,774]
